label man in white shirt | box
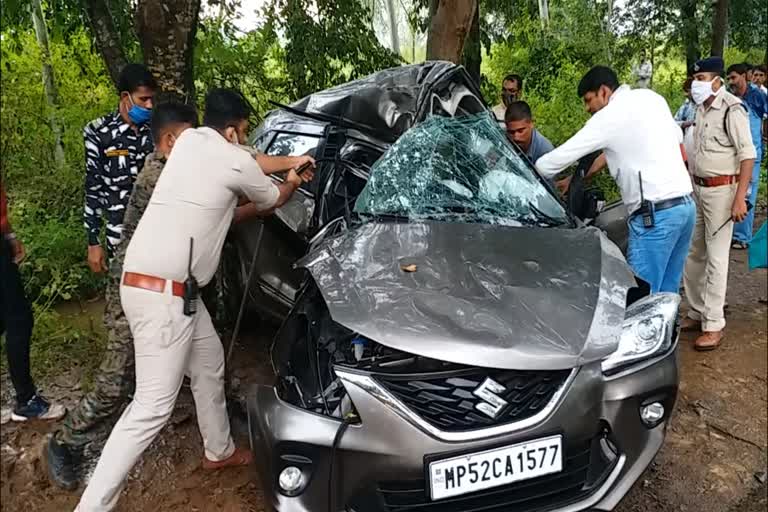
[75,89,315,512]
[536,66,695,294]
[492,74,523,126]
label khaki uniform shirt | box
[123,127,279,287]
[693,89,756,178]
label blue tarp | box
[748,220,767,270]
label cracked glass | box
[354,114,570,227]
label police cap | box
[693,57,724,75]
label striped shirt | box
[83,111,154,254]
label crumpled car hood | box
[300,221,635,370]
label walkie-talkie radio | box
[183,237,199,316]
[637,172,655,228]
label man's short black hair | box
[503,74,523,90]
[117,63,157,94]
[150,101,199,144]
[727,63,749,76]
[504,101,533,123]
[757,64,767,74]
[203,88,253,130]
[577,66,619,98]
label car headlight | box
[602,293,680,373]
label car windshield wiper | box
[358,211,410,223]
[524,203,570,227]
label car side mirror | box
[308,216,347,253]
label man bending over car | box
[536,66,695,295]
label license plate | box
[428,435,563,500]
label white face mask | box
[691,78,717,105]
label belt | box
[630,195,691,218]
[693,175,737,187]
[122,272,184,297]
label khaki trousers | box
[75,284,235,512]
[683,183,737,332]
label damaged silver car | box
[243,63,680,512]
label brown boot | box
[202,446,254,470]
[694,331,724,351]
[679,317,701,332]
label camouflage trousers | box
[53,272,225,452]
[54,275,134,452]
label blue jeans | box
[627,198,696,294]
[732,147,763,244]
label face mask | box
[502,92,517,106]
[126,94,152,125]
[691,79,716,105]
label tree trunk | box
[385,0,400,54]
[681,0,699,71]
[30,0,65,169]
[710,0,729,58]
[461,1,481,86]
[83,0,128,89]
[426,0,477,63]
[650,30,656,88]
[537,0,549,27]
[136,0,201,103]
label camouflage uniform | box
[55,152,166,452]
[83,112,153,255]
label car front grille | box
[348,434,618,512]
[373,367,572,432]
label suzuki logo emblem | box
[473,378,508,418]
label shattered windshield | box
[353,114,570,227]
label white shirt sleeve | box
[231,154,280,209]
[535,114,611,178]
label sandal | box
[731,241,748,250]
[202,446,254,470]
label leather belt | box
[122,272,184,297]
[630,195,691,218]
[693,175,737,187]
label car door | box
[565,152,629,254]
[594,200,629,253]
[224,130,324,323]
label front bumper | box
[247,344,678,512]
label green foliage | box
[194,17,288,119]
[484,1,620,103]
[729,0,768,54]
[266,0,401,99]
[0,304,106,385]
[2,28,114,303]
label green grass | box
[1,304,106,392]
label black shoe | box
[46,436,79,491]
[12,394,66,421]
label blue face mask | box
[126,94,152,125]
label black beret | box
[693,57,724,74]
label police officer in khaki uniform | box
[682,57,756,351]
[74,88,315,511]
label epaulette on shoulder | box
[86,115,108,132]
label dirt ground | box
[1,246,766,512]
